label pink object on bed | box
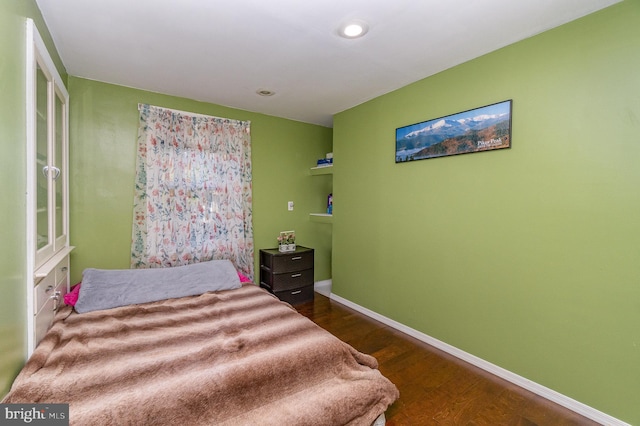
[64,283,81,306]
[237,271,252,283]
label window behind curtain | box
[131,104,253,279]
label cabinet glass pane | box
[36,63,49,250]
[55,91,64,240]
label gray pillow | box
[75,260,241,314]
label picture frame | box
[395,100,512,163]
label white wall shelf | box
[310,164,332,222]
[310,165,333,175]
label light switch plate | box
[287,201,294,211]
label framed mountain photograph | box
[395,100,512,163]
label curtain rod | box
[137,103,250,125]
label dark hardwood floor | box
[296,293,599,426]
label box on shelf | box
[316,158,333,167]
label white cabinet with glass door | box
[26,19,73,355]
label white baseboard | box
[329,292,629,426]
[314,279,332,297]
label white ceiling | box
[35,0,620,127]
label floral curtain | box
[131,104,253,278]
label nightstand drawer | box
[260,248,313,273]
[262,268,313,292]
[275,285,314,305]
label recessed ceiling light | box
[339,20,369,39]
[256,89,275,97]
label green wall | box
[3,1,635,422]
[68,77,332,284]
[0,0,67,396]
[333,2,639,423]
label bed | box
[3,260,399,425]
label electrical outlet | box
[287,201,294,211]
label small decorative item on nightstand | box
[277,230,296,252]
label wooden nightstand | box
[259,246,314,305]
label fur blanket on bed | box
[3,284,398,425]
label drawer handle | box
[291,256,302,261]
[60,266,68,272]
[51,291,61,311]
[291,290,302,295]
[291,273,302,278]
[45,285,54,293]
